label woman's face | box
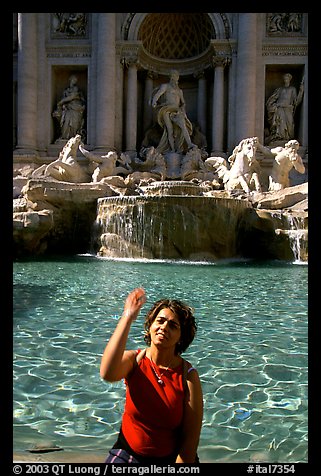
[149,307,181,349]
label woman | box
[266,73,304,143]
[53,75,85,140]
[100,287,203,464]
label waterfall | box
[275,213,308,263]
[285,214,308,264]
[95,194,251,261]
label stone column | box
[125,59,138,156]
[211,57,228,156]
[195,71,207,136]
[227,46,237,151]
[143,71,155,134]
[234,13,257,144]
[95,13,116,152]
[301,66,308,148]
[15,13,38,155]
[114,49,124,152]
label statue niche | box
[150,70,197,154]
[52,74,86,142]
[265,72,304,145]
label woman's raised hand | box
[123,288,146,321]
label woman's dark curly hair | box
[143,299,197,355]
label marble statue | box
[268,13,302,33]
[205,137,263,193]
[78,144,132,182]
[190,122,208,160]
[132,147,167,181]
[261,140,305,191]
[52,75,86,140]
[266,73,304,144]
[151,70,196,154]
[54,13,87,36]
[32,134,90,183]
[180,148,214,181]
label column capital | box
[121,55,139,69]
[193,70,206,80]
[120,42,141,69]
[212,55,230,68]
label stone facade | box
[13,13,308,170]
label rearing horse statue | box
[31,134,90,183]
[205,137,263,193]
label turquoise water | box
[13,255,308,463]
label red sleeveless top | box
[121,352,185,457]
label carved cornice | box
[262,44,308,56]
[210,39,232,57]
[115,43,124,56]
[119,42,142,57]
[118,41,142,68]
[46,45,91,58]
[117,39,234,76]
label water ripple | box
[13,257,308,462]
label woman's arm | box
[100,288,146,382]
[176,369,203,463]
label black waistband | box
[112,427,177,464]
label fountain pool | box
[13,255,308,463]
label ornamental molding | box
[122,13,232,41]
[46,45,91,58]
[118,39,233,77]
[262,44,308,56]
[212,56,231,68]
[118,41,142,57]
[210,39,232,57]
[117,40,216,76]
[117,41,142,68]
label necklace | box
[150,357,173,385]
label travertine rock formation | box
[13,177,308,262]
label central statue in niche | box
[151,70,196,154]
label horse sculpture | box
[205,137,262,193]
[32,134,90,183]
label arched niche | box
[123,12,231,42]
